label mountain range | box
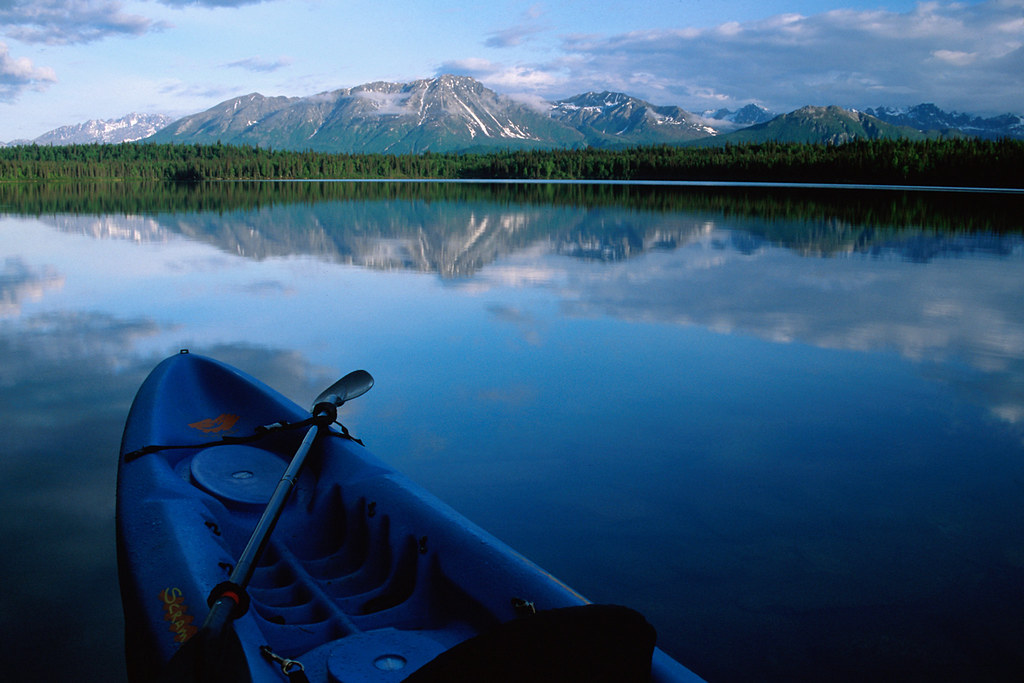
[689,105,932,146]
[5,75,1023,152]
[2,113,172,147]
[863,103,1024,140]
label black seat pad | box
[404,604,657,682]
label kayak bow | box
[116,351,704,682]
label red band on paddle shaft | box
[207,580,250,617]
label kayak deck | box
[116,351,704,682]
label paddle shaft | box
[202,418,324,635]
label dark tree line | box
[0,138,1022,187]
[2,174,1021,239]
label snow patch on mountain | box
[29,113,172,145]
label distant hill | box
[690,105,932,146]
[864,103,1024,140]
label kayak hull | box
[116,351,703,682]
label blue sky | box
[1,0,1021,140]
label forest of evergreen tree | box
[0,138,1021,188]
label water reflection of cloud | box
[195,344,340,408]
[559,231,1024,366]
[475,383,539,407]
[484,263,562,287]
[487,304,530,325]
[0,315,343,679]
[0,311,164,680]
[994,405,1024,424]
[0,257,64,317]
[3,312,160,376]
[486,228,1024,432]
[487,303,544,346]
[236,279,296,297]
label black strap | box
[124,418,362,462]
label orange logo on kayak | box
[189,414,240,433]
[160,587,198,643]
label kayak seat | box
[402,604,656,682]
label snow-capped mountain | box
[863,103,1024,140]
[31,113,172,145]
[148,75,582,153]
[550,91,718,146]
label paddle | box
[314,369,374,408]
[160,368,374,682]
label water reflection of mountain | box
[46,200,717,277]
[45,215,172,243]
[11,182,1023,434]
[16,181,1024,276]
[867,233,1023,262]
[720,218,1024,261]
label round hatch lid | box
[190,444,286,506]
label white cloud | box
[354,90,411,115]
[931,49,979,65]
[485,24,543,49]
[484,3,547,48]
[437,58,564,92]
[224,56,293,73]
[155,0,268,6]
[473,0,1023,115]
[0,0,163,45]
[716,21,744,37]
[0,42,57,102]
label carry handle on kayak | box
[201,369,374,637]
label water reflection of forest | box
[3,181,1021,273]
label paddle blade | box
[313,369,374,409]
[158,626,250,683]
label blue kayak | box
[117,351,704,682]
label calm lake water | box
[2,181,1024,681]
